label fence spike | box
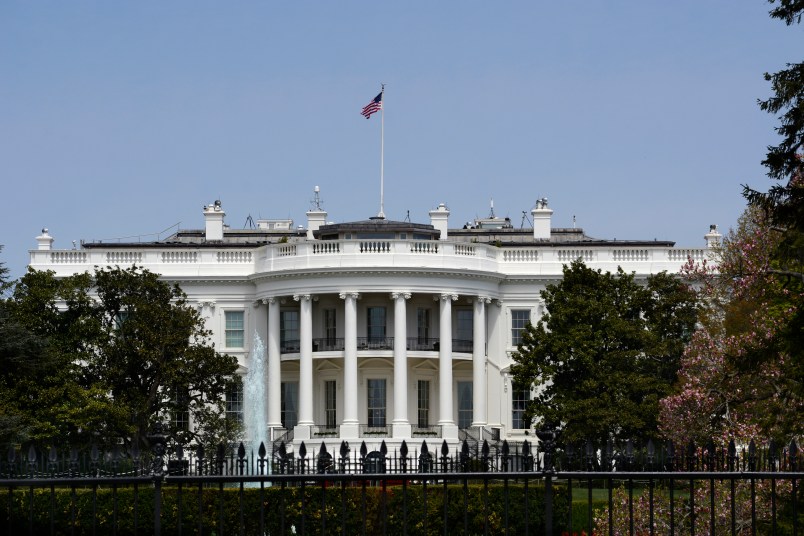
[360,441,367,459]
[90,444,99,463]
[7,444,15,464]
[400,440,408,459]
[421,441,429,457]
[238,442,246,460]
[380,440,388,457]
[339,440,349,459]
[216,443,225,461]
[501,439,509,457]
[298,441,307,459]
[441,440,449,457]
[258,442,266,460]
[481,439,489,459]
[48,445,57,463]
[197,443,205,460]
[176,444,184,460]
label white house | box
[29,194,721,455]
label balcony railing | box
[281,337,474,354]
[356,337,394,350]
[280,340,300,354]
[407,337,439,351]
[312,338,345,352]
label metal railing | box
[3,427,801,535]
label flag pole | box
[378,83,385,219]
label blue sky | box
[0,1,799,279]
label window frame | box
[225,310,245,348]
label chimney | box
[306,186,327,239]
[36,228,54,250]
[704,224,722,248]
[429,203,450,240]
[530,198,553,240]
[204,200,226,241]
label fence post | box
[536,425,557,536]
[147,423,167,536]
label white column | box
[437,293,458,440]
[267,298,282,430]
[294,294,314,437]
[472,297,490,427]
[339,292,360,438]
[392,292,411,437]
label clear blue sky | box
[1,1,799,279]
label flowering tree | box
[659,207,803,445]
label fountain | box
[244,331,267,467]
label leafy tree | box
[510,260,697,447]
[739,0,804,435]
[6,266,241,449]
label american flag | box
[361,92,382,119]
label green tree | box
[741,0,804,430]
[510,260,698,446]
[7,266,241,449]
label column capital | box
[494,299,504,307]
[197,300,216,310]
[293,294,317,302]
[266,297,278,304]
[434,293,458,302]
[476,296,492,304]
[391,292,412,300]
[339,292,361,300]
[252,298,269,307]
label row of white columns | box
[255,292,491,440]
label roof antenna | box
[489,198,496,219]
[404,210,410,222]
[311,185,323,210]
[244,215,256,229]
[520,210,532,229]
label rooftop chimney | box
[203,200,226,241]
[36,228,54,250]
[306,186,327,239]
[704,224,722,248]
[429,203,450,240]
[530,198,553,240]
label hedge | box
[1,481,570,535]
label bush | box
[1,481,569,535]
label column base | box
[392,422,412,438]
[339,422,360,440]
[440,423,459,441]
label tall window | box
[512,382,532,429]
[324,309,337,345]
[325,380,337,428]
[417,308,430,343]
[456,309,473,351]
[226,382,244,424]
[511,309,531,347]
[225,311,245,348]
[281,382,298,429]
[457,381,473,429]
[173,388,190,432]
[417,380,430,428]
[367,307,386,343]
[367,379,386,427]
[281,310,300,352]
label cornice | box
[248,267,505,284]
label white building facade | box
[29,198,721,454]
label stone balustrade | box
[30,240,714,278]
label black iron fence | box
[2,426,802,535]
